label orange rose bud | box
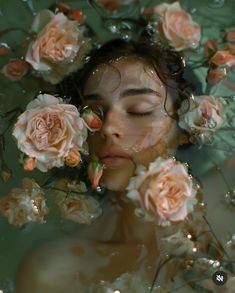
[97,0,120,12]
[225,30,235,42]
[67,9,84,24]
[1,59,29,81]
[64,148,81,167]
[82,109,102,131]
[207,67,227,85]
[143,7,155,18]
[204,39,217,58]
[88,158,103,189]
[1,170,11,182]
[23,157,37,171]
[210,50,235,67]
[0,46,12,56]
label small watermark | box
[212,270,228,286]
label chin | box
[100,161,135,192]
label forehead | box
[83,57,164,95]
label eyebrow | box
[120,88,161,98]
[83,88,161,101]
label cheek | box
[131,116,172,151]
[132,117,173,166]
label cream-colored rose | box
[25,10,91,84]
[0,178,48,227]
[162,230,194,256]
[154,2,201,51]
[127,157,197,224]
[178,95,225,144]
[56,194,102,224]
[1,59,29,81]
[13,94,87,172]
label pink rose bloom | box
[25,10,91,84]
[126,157,197,224]
[13,94,88,172]
[0,178,48,227]
[1,59,29,81]
[154,2,201,51]
[178,95,225,144]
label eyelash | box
[127,111,153,117]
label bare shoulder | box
[15,236,89,293]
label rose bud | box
[88,157,104,189]
[64,148,81,168]
[67,9,84,24]
[0,46,12,56]
[1,170,11,182]
[1,59,29,81]
[23,157,37,171]
[225,30,235,42]
[82,108,102,131]
[207,67,227,85]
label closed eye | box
[127,111,153,117]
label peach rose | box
[178,95,225,144]
[0,178,48,227]
[126,157,197,224]
[1,59,29,81]
[154,2,201,51]
[13,94,87,172]
[25,10,91,84]
[64,148,81,167]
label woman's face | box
[83,57,177,191]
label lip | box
[99,148,131,169]
[101,157,131,168]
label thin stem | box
[43,186,85,196]
[149,256,173,293]
[205,149,232,190]
[202,215,230,260]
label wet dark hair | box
[58,38,199,119]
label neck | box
[109,191,157,244]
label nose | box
[100,108,123,140]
